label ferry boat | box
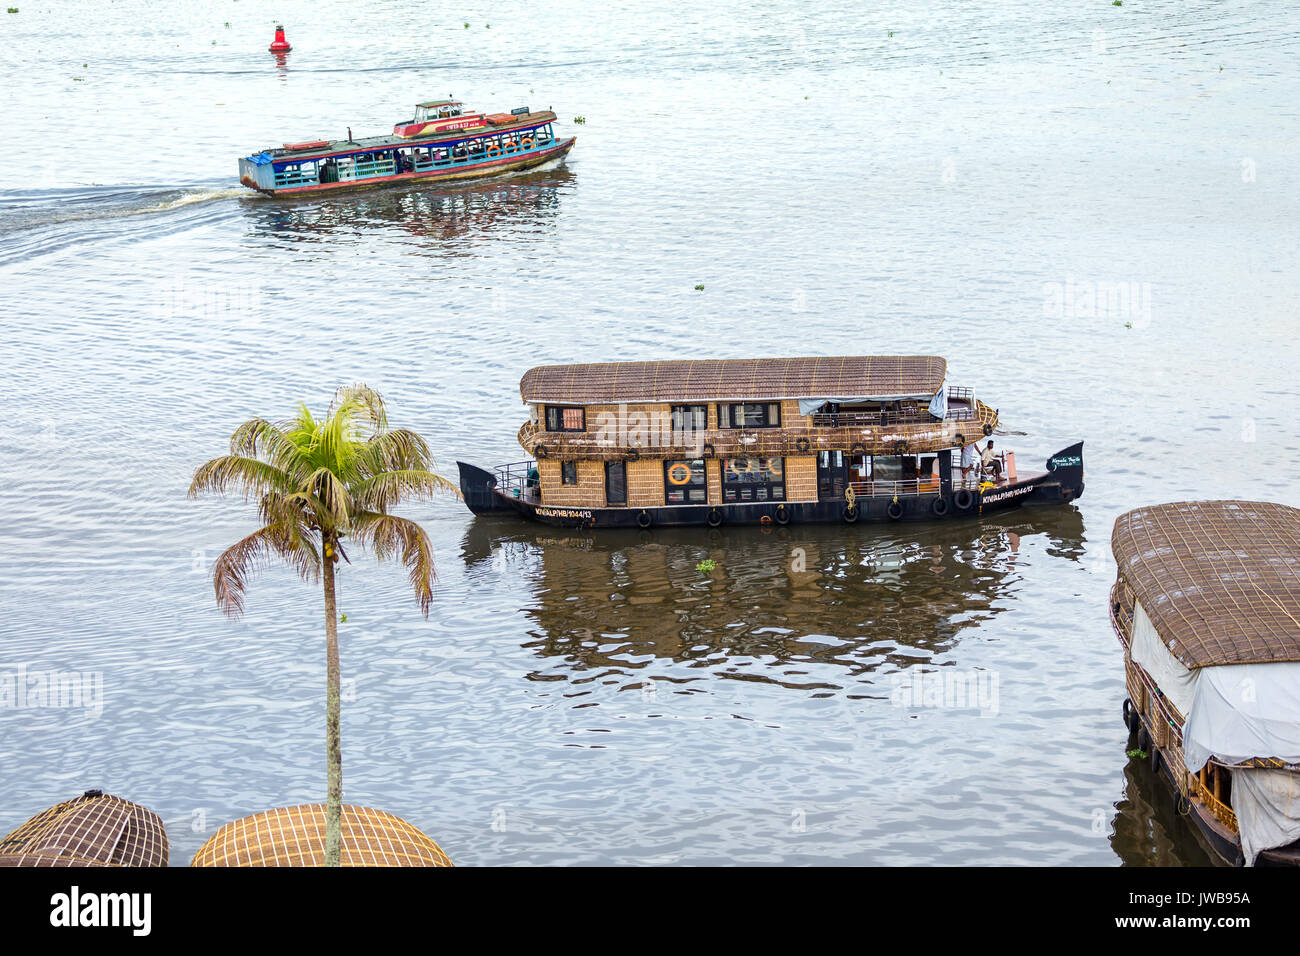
[455,356,1085,528]
[238,100,575,198]
[1110,501,1300,866]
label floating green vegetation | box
[340,612,348,623]
[572,115,587,124]
[7,7,18,12]
[696,559,716,574]
[1127,748,1147,759]
[694,284,704,291]
[1125,321,1133,328]
[889,30,894,38]
[464,22,469,28]
[1112,0,1122,5]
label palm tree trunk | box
[323,543,342,867]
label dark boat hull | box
[458,442,1085,529]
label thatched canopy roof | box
[520,356,947,405]
[1111,500,1300,668]
[0,790,168,867]
[190,804,453,867]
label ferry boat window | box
[722,458,785,503]
[671,405,707,434]
[545,406,586,432]
[664,459,707,505]
[717,403,780,429]
[561,461,578,485]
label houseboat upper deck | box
[238,100,576,198]
[1111,500,1300,865]
[457,355,1085,529]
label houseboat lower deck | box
[459,443,1083,528]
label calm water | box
[0,0,1296,865]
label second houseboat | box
[457,356,1084,528]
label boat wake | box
[0,184,246,266]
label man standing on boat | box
[960,441,979,484]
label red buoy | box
[269,26,291,53]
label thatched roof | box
[520,356,947,405]
[1111,500,1300,668]
[190,804,453,867]
[0,790,168,867]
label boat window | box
[664,459,707,505]
[545,406,585,432]
[722,458,785,503]
[718,403,780,429]
[671,405,707,435]
[871,456,917,482]
[561,461,578,485]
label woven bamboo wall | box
[784,455,818,502]
[627,459,666,508]
[537,458,605,508]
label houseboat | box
[1111,500,1300,866]
[238,100,575,198]
[456,356,1085,528]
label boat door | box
[817,451,847,500]
[605,461,627,506]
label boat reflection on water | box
[1110,759,1216,866]
[242,164,574,247]
[461,510,1085,688]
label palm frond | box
[351,512,436,616]
[189,455,290,501]
[211,524,321,617]
[330,384,388,433]
[354,429,434,477]
[351,468,460,512]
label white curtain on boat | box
[927,384,948,420]
[1129,602,1198,717]
[1182,663,1300,770]
[1230,769,1300,866]
[1130,600,1300,864]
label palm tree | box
[189,384,458,866]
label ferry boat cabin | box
[238,102,574,197]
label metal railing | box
[493,460,539,502]
[809,386,977,429]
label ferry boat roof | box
[1111,500,1300,668]
[249,110,556,165]
[520,356,948,405]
